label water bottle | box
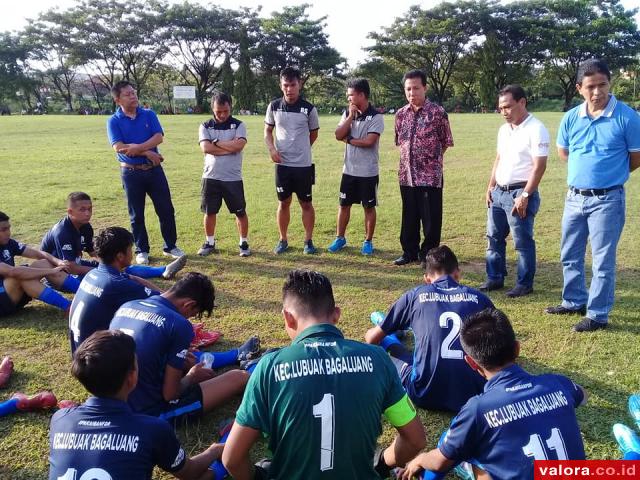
[370,311,385,326]
[200,352,215,369]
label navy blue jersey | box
[69,264,158,353]
[41,217,96,265]
[439,365,586,480]
[49,396,186,480]
[110,296,194,415]
[380,275,494,411]
[0,238,26,285]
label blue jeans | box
[486,187,540,288]
[560,188,625,323]
[121,166,177,254]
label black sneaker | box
[237,336,261,363]
[572,317,607,332]
[478,280,504,292]
[393,255,418,266]
[545,305,587,315]
[505,285,533,298]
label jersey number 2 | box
[313,393,335,471]
[522,428,568,460]
[58,468,112,480]
[439,311,463,359]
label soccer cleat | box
[136,252,149,265]
[190,323,223,349]
[361,240,374,256]
[613,423,640,456]
[303,240,318,255]
[162,254,187,279]
[274,240,289,254]
[0,356,14,388]
[239,241,251,257]
[327,236,347,253]
[198,242,216,256]
[237,336,261,363]
[370,311,385,326]
[12,391,58,411]
[164,246,186,259]
[241,347,280,370]
[628,394,640,430]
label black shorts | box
[157,384,204,424]
[339,174,379,208]
[0,289,31,317]
[275,164,314,202]
[201,179,247,216]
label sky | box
[2,0,640,67]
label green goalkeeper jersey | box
[235,324,416,479]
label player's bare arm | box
[512,154,547,219]
[221,423,262,480]
[557,147,569,161]
[364,325,386,344]
[20,246,65,267]
[348,132,379,148]
[486,153,500,207]
[264,124,281,163]
[0,263,66,281]
[399,449,455,480]
[383,416,427,468]
[117,132,164,157]
[309,128,319,146]
[335,105,357,140]
[128,275,162,292]
[174,442,224,480]
[630,151,640,172]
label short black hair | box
[167,272,215,317]
[67,191,92,207]
[94,227,133,264]
[499,84,527,104]
[402,69,427,87]
[577,59,611,84]
[347,78,370,99]
[211,92,232,108]
[424,245,459,275]
[72,330,136,397]
[111,80,135,99]
[460,308,517,370]
[0,212,8,222]
[283,270,335,319]
[280,67,302,82]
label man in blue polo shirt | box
[110,272,259,422]
[545,59,640,332]
[399,308,587,480]
[107,80,184,265]
[49,330,227,480]
[365,245,493,412]
[69,227,161,353]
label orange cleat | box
[12,391,58,411]
[0,356,13,388]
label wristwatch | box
[521,191,529,199]
[346,135,353,145]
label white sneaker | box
[163,246,185,259]
[135,252,149,265]
[162,254,187,279]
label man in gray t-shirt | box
[197,92,250,257]
[264,67,320,255]
[328,78,384,256]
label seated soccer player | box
[69,226,162,353]
[222,270,426,480]
[110,272,260,422]
[398,308,587,480]
[49,330,227,480]
[365,245,494,412]
[0,211,74,316]
[41,191,186,285]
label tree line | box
[0,0,639,114]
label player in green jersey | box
[222,270,426,479]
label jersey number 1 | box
[313,393,335,471]
[522,428,568,460]
[58,468,112,480]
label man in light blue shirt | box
[546,59,640,332]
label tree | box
[219,53,234,96]
[257,4,345,82]
[234,27,256,112]
[163,2,243,109]
[0,32,31,105]
[367,1,488,103]
[353,60,405,109]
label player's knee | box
[299,200,313,211]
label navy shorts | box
[0,287,31,317]
[201,179,246,216]
[157,384,204,425]
[275,164,314,202]
[339,174,378,208]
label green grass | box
[1,112,640,478]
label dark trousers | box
[121,166,177,253]
[399,185,443,260]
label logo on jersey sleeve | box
[62,244,73,251]
[171,448,185,468]
[144,287,152,296]
[176,349,188,359]
[301,107,308,115]
[2,250,10,261]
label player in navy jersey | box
[41,192,186,284]
[399,308,587,480]
[69,227,162,353]
[365,245,493,412]
[49,330,227,480]
[110,272,260,422]
[0,211,74,316]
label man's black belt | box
[569,185,623,196]
[496,182,527,191]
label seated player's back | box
[49,397,186,480]
[384,275,492,411]
[238,325,407,479]
[70,265,154,352]
[441,365,586,480]
[110,295,193,415]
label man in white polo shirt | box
[481,85,549,298]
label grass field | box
[1,112,640,479]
